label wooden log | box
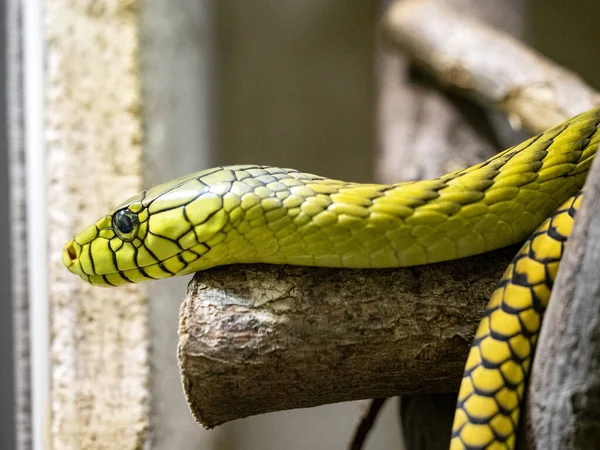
[178,248,520,428]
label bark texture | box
[179,249,519,428]
[46,1,149,448]
[524,149,600,448]
[383,0,600,135]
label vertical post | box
[7,0,29,446]
[46,1,149,449]
[23,0,46,449]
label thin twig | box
[348,398,388,450]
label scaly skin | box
[63,108,600,448]
[450,192,580,449]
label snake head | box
[63,171,231,287]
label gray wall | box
[214,1,378,182]
[531,0,600,90]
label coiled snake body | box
[64,108,600,449]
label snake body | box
[450,192,579,449]
[64,108,600,449]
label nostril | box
[66,242,77,261]
[63,240,82,272]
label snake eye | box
[112,209,139,242]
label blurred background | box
[2,1,600,449]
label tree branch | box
[178,249,518,428]
[349,398,388,450]
[382,0,600,135]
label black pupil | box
[116,211,135,234]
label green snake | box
[63,108,600,449]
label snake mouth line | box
[67,236,204,284]
[79,259,177,287]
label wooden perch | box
[524,146,600,448]
[178,248,519,428]
[382,0,600,134]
